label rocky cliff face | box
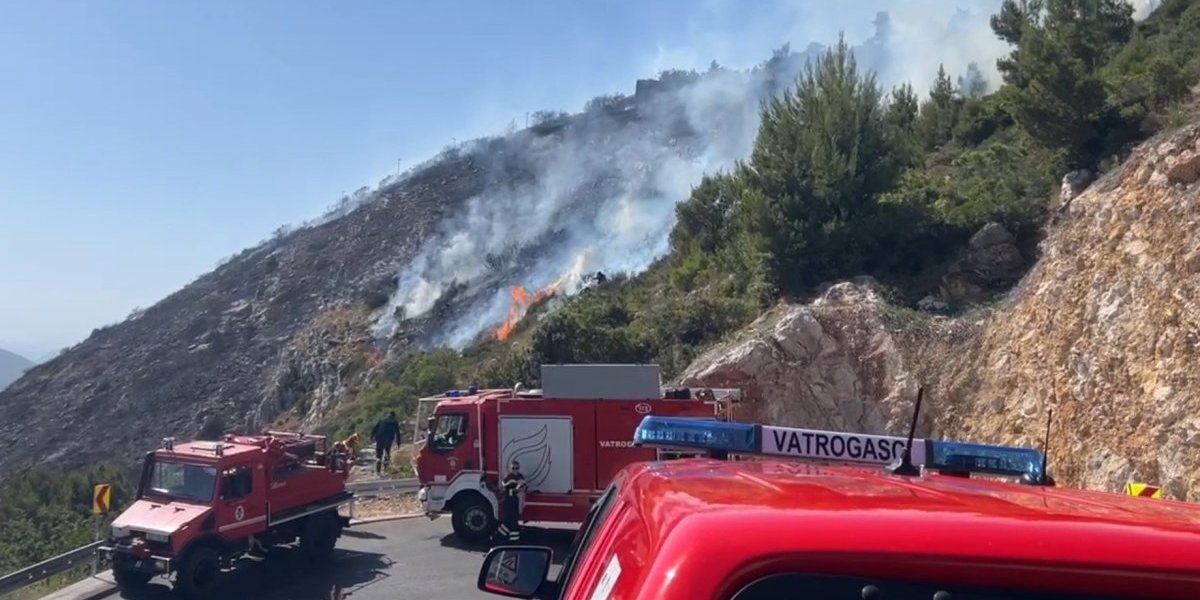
[678,279,978,444]
[680,280,919,434]
[681,123,1200,500]
[934,122,1200,500]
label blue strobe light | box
[633,417,760,454]
[929,440,1045,480]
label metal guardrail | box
[0,479,419,598]
[0,541,103,597]
[346,477,419,495]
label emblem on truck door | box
[635,403,652,415]
[235,505,245,521]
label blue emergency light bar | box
[634,417,759,453]
[929,440,1045,480]
[632,416,1046,482]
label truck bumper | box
[418,485,446,516]
[99,544,173,576]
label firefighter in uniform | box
[496,460,526,541]
[371,411,401,475]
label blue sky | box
[0,1,984,360]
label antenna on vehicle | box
[888,386,923,476]
[1018,408,1056,486]
[1041,409,1053,484]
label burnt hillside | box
[0,56,791,480]
[0,150,481,478]
[0,11,957,479]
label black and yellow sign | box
[93,483,112,515]
[1125,482,1163,499]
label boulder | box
[678,282,926,437]
[940,222,1024,306]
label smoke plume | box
[369,1,1144,350]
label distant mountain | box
[0,348,33,391]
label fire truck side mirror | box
[477,546,553,599]
[426,416,435,433]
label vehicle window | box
[222,466,252,499]
[430,413,468,451]
[553,484,619,599]
[730,573,1131,600]
[149,461,218,503]
[656,448,708,461]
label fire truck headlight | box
[417,487,428,502]
[145,531,170,544]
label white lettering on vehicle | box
[599,440,636,448]
[588,554,622,600]
[761,426,927,465]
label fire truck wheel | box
[300,510,339,560]
[451,494,495,543]
[113,566,152,589]
[176,546,220,600]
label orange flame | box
[495,283,558,340]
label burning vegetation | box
[494,284,559,341]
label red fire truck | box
[99,432,356,599]
[413,364,741,542]
[477,415,1200,600]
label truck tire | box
[176,545,220,600]
[300,510,340,561]
[113,566,152,591]
[451,493,495,543]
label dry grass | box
[347,493,422,519]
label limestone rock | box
[679,282,925,438]
[940,222,1024,306]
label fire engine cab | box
[413,364,741,542]
[477,415,1200,600]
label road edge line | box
[349,512,426,526]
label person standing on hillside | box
[371,411,401,475]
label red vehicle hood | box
[112,499,211,536]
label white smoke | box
[1129,0,1161,20]
[370,91,751,348]
[370,1,1152,350]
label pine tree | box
[918,65,962,151]
[991,0,1135,165]
[741,36,905,292]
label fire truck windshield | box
[147,460,218,503]
[429,413,468,452]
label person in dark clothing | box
[496,460,526,541]
[371,411,401,475]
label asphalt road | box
[44,517,577,600]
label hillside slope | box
[0,45,822,480]
[0,348,33,391]
[933,121,1200,499]
[682,120,1200,499]
[0,154,484,478]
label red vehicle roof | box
[607,457,1200,599]
[156,440,260,461]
